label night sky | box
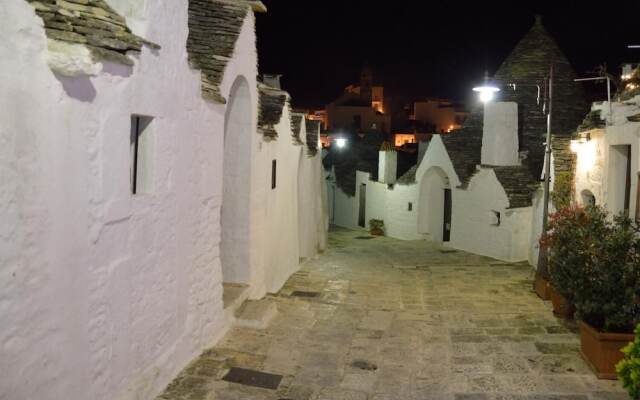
[256,2,640,109]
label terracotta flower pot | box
[533,273,551,300]
[370,227,384,236]
[548,285,575,319]
[578,321,635,380]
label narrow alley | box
[158,228,627,400]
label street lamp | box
[473,72,500,103]
[335,137,347,148]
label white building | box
[572,93,640,219]
[0,1,327,400]
[326,17,587,264]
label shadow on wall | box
[54,74,97,103]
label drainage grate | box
[355,236,375,240]
[351,360,378,371]
[290,290,320,298]
[222,367,283,390]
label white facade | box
[327,124,537,262]
[573,98,640,217]
[0,2,327,400]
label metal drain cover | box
[222,367,282,390]
[351,360,378,371]
[355,236,375,240]
[290,290,320,298]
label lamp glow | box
[473,85,500,103]
[335,138,347,148]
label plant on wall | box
[618,324,640,399]
[551,171,573,210]
[369,219,384,236]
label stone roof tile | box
[258,84,288,140]
[26,0,159,66]
[187,0,253,103]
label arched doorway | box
[417,167,452,242]
[581,189,596,206]
[221,77,252,285]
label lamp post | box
[535,65,554,297]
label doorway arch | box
[221,76,252,284]
[417,166,452,242]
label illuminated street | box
[158,228,628,400]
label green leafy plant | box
[541,205,640,333]
[572,209,640,333]
[618,324,640,399]
[551,171,573,210]
[369,219,384,236]
[540,205,602,302]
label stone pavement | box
[158,227,629,400]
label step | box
[234,299,278,330]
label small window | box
[490,210,501,226]
[408,202,413,211]
[131,115,154,195]
[271,159,277,189]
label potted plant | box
[617,324,640,399]
[540,206,596,318]
[573,207,640,379]
[369,219,384,236]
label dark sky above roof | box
[256,2,640,109]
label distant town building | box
[412,98,468,133]
[325,66,391,134]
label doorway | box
[610,145,632,216]
[443,188,452,242]
[358,183,366,228]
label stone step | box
[234,299,278,330]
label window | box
[490,210,501,226]
[408,202,413,211]
[271,159,277,189]
[131,115,154,195]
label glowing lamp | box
[335,138,347,148]
[473,85,500,103]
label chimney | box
[378,142,397,184]
[481,102,519,166]
[262,74,282,89]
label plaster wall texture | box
[481,102,520,166]
[0,2,260,400]
[257,106,329,294]
[574,116,640,217]
[448,169,533,262]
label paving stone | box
[156,228,628,400]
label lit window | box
[131,115,154,195]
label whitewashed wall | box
[449,169,532,261]
[0,2,259,400]
[257,107,328,295]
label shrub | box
[369,219,384,236]
[541,205,640,333]
[618,324,640,399]
[540,205,607,302]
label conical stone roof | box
[493,16,588,178]
[441,17,588,207]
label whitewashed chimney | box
[378,142,397,184]
[481,101,519,166]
